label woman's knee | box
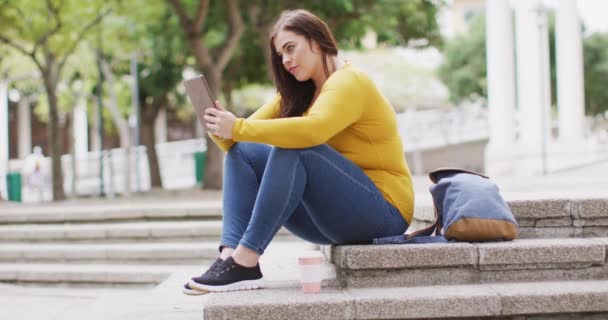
[270,145,327,159]
[226,143,271,173]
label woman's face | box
[274,30,321,82]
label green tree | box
[439,13,608,117]
[583,33,608,116]
[0,0,111,200]
[101,1,188,188]
[438,15,487,103]
[168,0,445,189]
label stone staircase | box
[203,197,608,320]
[0,199,297,287]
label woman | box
[184,9,414,295]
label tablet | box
[183,75,216,126]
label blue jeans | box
[220,142,409,254]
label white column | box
[17,98,32,159]
[485,0,517,176]
[514,0,552,174]
[154,107,167,144]
[556,0,585,142]
[73,97,88,159]
[0,82,8,199]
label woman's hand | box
[204,101,237,139]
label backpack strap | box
[405,207,439,240]
[429,167,488,183]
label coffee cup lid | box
[298,250,324,259]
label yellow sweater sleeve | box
[208,94,281,152]
[231,70,365,148]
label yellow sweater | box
[210,62,414,223]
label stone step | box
[4,198,608,238]
[329,238,608,288]
[0,263,176,286]
[202,280,608,320]
[0,239,311,264]
[0,221,294,243]
[0,240,324,287]
[0,201,222,224]
[0,242,232,264]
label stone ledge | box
[332,238,608,288]
[0,221,294,242]
[0,242,221,263]
[0,263,170,285]
[509,199,571,219]
[203,288,353,320]
[335,239,606,271]
[334,243,476,270]
[477,238,605,268]
[202,280,608,320]
[0,203,222,224]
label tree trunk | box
[202,68,223,189]
[168,0,244,190]
[42,67,65,201]
[141,103,162,187]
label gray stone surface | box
[583,227,608,238]
[476,239,605,267]
[200,280,608,320]
[509,199,571,219]
[203,288,354,320]
[343,267,479,288]
[517,218,536,227]
[351,285,501,319]
[480,265,608,283]
[578,218,608,227]
[0,201,222,224]
[335,238,608,288]
[0,242,220,263]
[0,221,293,243]
[334,243,476,270]
[535,217,573,227]
[517,227,579,239]
[577,199,608,218]
[497,281,608,315]
[0,263,171,284]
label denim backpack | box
[374,168,518,244]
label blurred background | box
[1,0,607,203]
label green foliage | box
[223,0,444,92]
[438,15,487,103]
[0,0,110,64]
[583,32,608,116]
[439,12,608,116]
[95,0,188,120]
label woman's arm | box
[231,71,365,148]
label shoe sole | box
[182,287,208,296]
[188,278,264,292]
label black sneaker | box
[188,257,264,292]
[182,257,224,295]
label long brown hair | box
[269,9,339,118]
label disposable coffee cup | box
[298,250,324,294]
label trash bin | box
[6,172,22,202]
[194,151,206,185]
